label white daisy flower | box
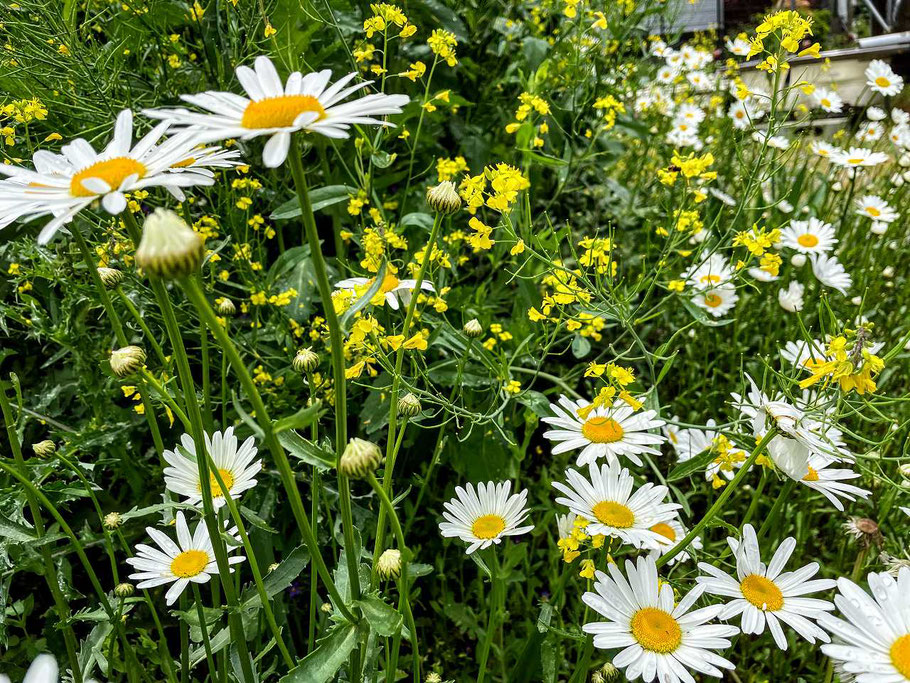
[778,281,805,312]
[811,140,839,158]
[811,253,852,294]
[648,516,703,565]
[144,56,409,168]
[867,106,887,121]
[556,512,578,542]
[781,217,837,254]
[752,131,789,150]
[728,100,757,129]
[334,271,435,310]
[541,395,666,467]
[812,88,844,113]
[438,481,533,554]
[552,461,680,550]
[831,147,890,168]
[819,567,910,682]
[726,35,751,56]
[859,122,883,142]
[709,187,737,206]
[125,511,245,606]
[692,284,738,318]
[171,145,243,171]
[893,108,910,126]
[866,59,904,97]
[780,339,827,370]
[855,195,898,222]
[0,110,211,244]
[674,103,705,125]
[683,253,734,290]
[583,555,738,683]
[800,454,871,511]
[696,524,835,650]
[748,266,778,282]
[0,655,56,683]
[163,427,262,509]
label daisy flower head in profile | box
[144,55,409,168]
[697,524,835,650]
[438,481,533,554]
[726,33,751,56]
[831,147,890,169]
[811,253,852,294]
[551,460,680,550]
[812,87,843,113]
[810,140,839,158]
[682,253,734,290]
[855,195,898,223]
[648,515,703,565]
[0,109,211,244]
[778,280,805,312]
[583,555,739,683]
[163,427,262,509]
[334,269,435,311]
[126,511,245,605]
[541,395,666,467]
[780,217,837,254]
[819,566,910,682]
[799,453,871,511]
[780,338,827,370]
[866,59,904,97]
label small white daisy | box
[683,253,734,290]
[438,481,533,554]
[780,339,827,370]
[726,35,751,56]
[648,516,703,565]
[541,395,666,467]
[781,217,837,254]
[0,110,211,244]
[552,460,680,550]
[855,195,898,223]
[692,284,738,318]
[811,140,839,158]
[697,524,835,650]
[144,56,409,168]
[163,427,262,509]
[859,122,884,142]
[831,147,890,168]
[778,281,805,312]
[583,555,739,683]
[334,271,435,310]
[819,567,910,682]
[126,511,245,605]
[799,454,871,511]
[811,253,852,294]
[812,88,844,113]
[866,59,904,97]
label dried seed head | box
[842,516,884,548]
[426,181,461,215]
[135,208,204,279]
[110,346,146,378]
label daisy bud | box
[425,181,461,215]
[376,548,402,580]
[831,181,843,192]
[883,266,894,278]
[103,512,123,529]
[97,267,124,289]
[217,298,236,316]
[899,463,910,478]
[463,318,483,338]
[110,345,146,378]
[338,438,383,479]
[320,602,333,614]
[900,153,910,167]
[293,347,319,373]
[790,253,807,268]
[871,221,888,235]
[592,673,605,683]
[600,664,619,681]
[425,675,442,683]
[114,583,135,598]
[135,208,204,280]
[32,439,56,458]
[397,392,421,417]
[851,296,862,306]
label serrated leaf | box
[277,431,334,470]
[243,544,311,610]
[278,623,359,682]
[272,401,322,434]
[354,594,402,637]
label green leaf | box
[0,513,36,543]
[242,544,311,610]
[269,185,358,220]
[272,401,322,434]
[571,334,591,358]
[667,448,715,482]
[400,213,435,231]
[514,390,551,418]
[278,622,359,682]
[277,430,334,471]
[354,594,403,637]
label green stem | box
[656,429,777,568]
[756,478,797,540]
[476,550,504,683]
[191,583,218,677]
[114,286,168,367]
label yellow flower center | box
[866,206,881,217]
[797,233,819,248]
[802,466,819,482]
[820,98,831,107]
[471,514,506,540]
[70,157,147,197]
[630,607,682,653]
[699,274,722,285]
[890,634,910,679]
[650,522,677,542]
[241,95,326,129]
[591,501,635,528]
[875,76,891,88]
[582,417,624,443]
[740,574,784,611]
[378,272,401,293]
[199,468,235,497]
[846,157,864,165]
[170,549,209,578]
[704,293,723,308]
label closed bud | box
[103,512,123,529]
[32,439,56,458]
[425,673,442,683]
[338,438,383,479]
[114,583,135,598]
[899,463,910,478]
[397,392,421,417]
[293,347,319,373]
[426,181,461,215]
[217,297,236,316]
[790,253,806,268]
[376,548,402,579]
[110,346,145,378]
[97,267,124,289]
[320,602,333,613]
[135,208,204,280]
[463,318,483,338]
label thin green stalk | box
[656,428,777,568]
[476,549,504,683]
[191,583,218,678]
[756,478,797,540]
[0,385,83,683]
[114,286,168,367]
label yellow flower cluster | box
[593,95,625,130]
[363,3,416,39]
[458,163,530,214]
[749,11,820,72]
[557,516,605,564]
[708,435,747,489]
[505,93,550,147]
[1,98,48,123]
[578,237,616,276]
[427,29,458,67]
[359,225,408,273]
[733,223,782,276]
[799,332,884,395]
[436,155,469,182]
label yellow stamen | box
[650,522,677,542]
[890,634,910,679]
[797,233,819,248]
[740,574,784,611]
[70,157,147,197]
[875,76,891,88]
[199,468,235,497]
[591,501,634,528]
[704,293,723,308]
[241,95,326,129]
[582,417,624,444]
[472,514,505,540]
[170,549,209,578]
[630,607,682,653]
[802,466,819,482]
